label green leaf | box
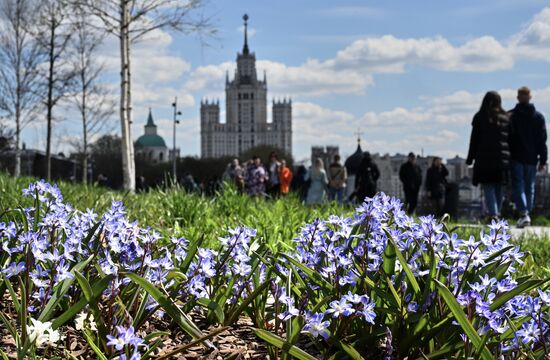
[434,280,492,360]
[39,255,95,322]
[52,275,113,330]
[180,234,204,274]
[225,278,271,326]
[331,339,365,360]
[253,328,317,360]
[83,330,108,360]
[0,349,9,360]
[490,279,549,311]
[74,271,93,302]
[281,254,334,292]
[387,233,421,297]
[3,275,20,314]
[198,298,225,324]
[383,242,397,276]
[383,275,402,308]
[125,273,212,348]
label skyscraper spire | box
[242,14,249,55]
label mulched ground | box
[0,313,272,359]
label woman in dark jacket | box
[425,157,448,217]
[466,91,510,219]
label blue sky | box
[23,0,550,163]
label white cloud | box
[511,7,550,60]
[327,35,513,73]
[289,86,550,160]
[183,7,550,100]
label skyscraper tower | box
[200,14,292,158]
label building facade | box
[311,145,339,169]
[200,15,292,159]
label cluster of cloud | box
[290,86,550,161]
[184,7,550,101]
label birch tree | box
[75,0,214,191]
[0,0,42,177]
[35,0,77,180]
[70,6,115,184]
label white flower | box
[27,318,63,347]
[75,311,98,332]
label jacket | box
[509,103,547,166]
[399,162,422,191]
[466,112,510,185]
[425,165,448,199]
[328,163,347,189]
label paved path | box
[455,224,550,239]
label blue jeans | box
[511,161,537,214]
[329,187,345,204]
[482,183,502,216]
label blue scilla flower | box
[106,325,144,351]
[302,313,330,339]
[516,320,541,346]
[326,298,355,318]
[2,261,26,278]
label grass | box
[1,172,548,277]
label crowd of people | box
[101,87,546,227]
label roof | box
[135,134,166,148]
[344,143,363,175]
[146,108,155,127]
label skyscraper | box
[200,14,292,158]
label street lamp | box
[172,97,182,184]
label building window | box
[251,93,254,99]
[243,93,248,100]
[159,152,163,161]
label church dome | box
[345,142,363,175]
[135,109,167,148]
[135,134,166,148]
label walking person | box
[291,165,309,201]
[466,91,510,221]
[306,158,329,205]
[328,155,348,204]
[279,160,293,196]
[246,156,268,197]
[508,86,548,228]
[267,152,281,198]
[425,157,448,217]
[399,152,423,215]
[355,152,380,202]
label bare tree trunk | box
[14,72,21,177]
[81,81,87,184]
[45,20,55,180]
[14,106,21,177]
[119,0,134,191]
[127,42,135,188]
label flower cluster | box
[106,325,144,359]
[282,193,549,355]
[27,318,63,347]
[1,181,548,358]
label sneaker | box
[517,214,531,228]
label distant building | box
[200,14,292,158]
[135,109,179,164]
[311,145,339,169]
